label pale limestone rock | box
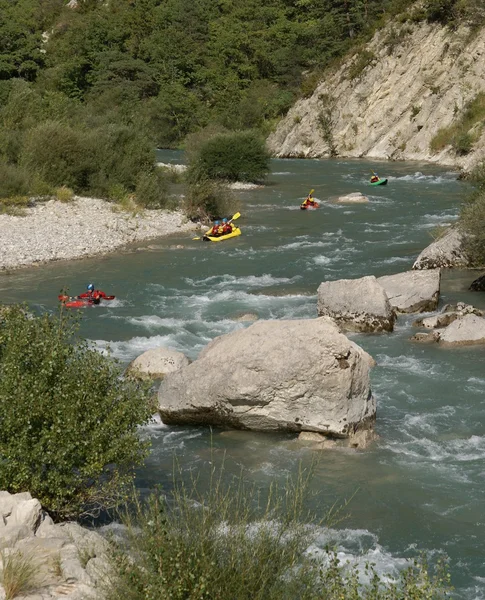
[85,556,111,586]
[336,192,369,203]
[409,331,441,343]
[439,314,485,347]
[0,524,31,548]
[377,269,440,313]
[317,275,395,332]
[9,498,43,533]
[159,317,376,437]
[413,228,468,269]
[267,21,485,171]
[126,347,190,380]
[414,313,458,329]
[231,313,259,322]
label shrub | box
[103,463,451,600]
[460,189,485,265]
[347,50,376,80]
[20,121,92,191]
[188,130,270,183]
[0,306,153,519]
[0,195,31,216]
[135,170,170,209]
[183,179,239,222]
[0,163,30,199]
[55,186,74,203]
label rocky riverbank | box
[0,197,198,272]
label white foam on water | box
[387,172,458,184]
[281,240,333,250]
[184,273,301,289]
[95,334,188,361]
[313,256,332,265]
[383,434,485,464]
[273,171,292,175]
[380,256,413,265]
[376,354,441,378]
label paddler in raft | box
[58,284,115,305]
[370,173,379,183]
[300,190,318,209]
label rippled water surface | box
[2,155,485,597]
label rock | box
[159,317,376,437]
[336,192,369,203]
[470,273,485,291]
[0,524,31,548]
[126,347,190,380]
[413,313,458,329]
[317,275,395,332]
[8,498,42,533]
[413,227,468,270]
[297,428,377,449]
[231,313,259,322]
[439,314,485,347]
[377,269,440,313]
[409,331,441,343]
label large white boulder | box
[377,269,440,313]
[439,314,485,347]
[127,347,190,379]
[317,275,395,332]
[158,317,376,437]
[413,227,468,269]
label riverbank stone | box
[158,317,376,437]
[438,314,485,347]
[317,275,395,332]
[126,347,190,380]
[470,273,485,291]
[377,269,440,313]
[412,227,468,269]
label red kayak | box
[58,293,115,308]
[300,201,319,210]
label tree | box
[0,306,153,519]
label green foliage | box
[135,169,171,210]
[0,163,30,199]
[460,190,485,266]
[0,306,153,519]
[430,92,485,154]
[347,50,376,80]
[188,131,270,183]
[103,462,451,600]
[184,179,239,223]
[318,94,337,157]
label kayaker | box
[222,218,233,234]
[301,193,315,208]
[207,220,222,237]
[370,174,379,183]
[79,284,108,300]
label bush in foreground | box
[188,130,270,183]
[183,179,240,222]
[104,463,451,600]
[0,306,153,520]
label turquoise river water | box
[1,153,485,598]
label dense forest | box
[0,0,483,202]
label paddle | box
[193,212,241,240]
[301,189,315,207]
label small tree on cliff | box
[0,305,153,520]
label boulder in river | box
[377,269,440,313]
[438,314,485,347]
[336,192,369,203]
[158,317,376,437]
[469,273,485,291]
[127,347,190,380]
[412,227,468,269]
[317,275,395,332]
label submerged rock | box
[409,331,441,343]
[378,269,440,313]
[158,317,376,437]
[127,347,190,380]
[438,314,485,347]
[470,273,485,291]
[317,275,395,332]
[413,227,468,270]
[336,192,369,203]
[413,313,458,329]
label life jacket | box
[79,290,106,299]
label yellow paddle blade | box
[231,212,241,221]
[192,236,201,240]
[309,189,314,195]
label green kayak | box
[370,178,388,186]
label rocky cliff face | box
[268,22,485,170]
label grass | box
[430,92,485,154]
[0,196,31,216]
[102,458,451,600]
[347,50,376,80]
[0,550,40,600]
[55,186,74,203]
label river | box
[1,154,484,598]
